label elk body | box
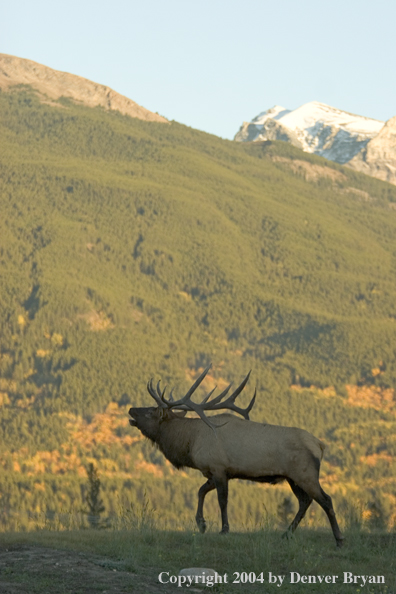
[129,367,344,547]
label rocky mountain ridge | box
[1,54,395,186]
[235,101,396,185]
[0,53,167,123]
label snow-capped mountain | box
[235,101,385,165]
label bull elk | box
[128,366,344,547]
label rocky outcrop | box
[347,115,396,185]
[0,54,167,123]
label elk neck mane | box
[153,416,203,470]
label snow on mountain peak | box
[234,101,385,165]
[280,101,383,137]
[252,105,291,125]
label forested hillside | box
[1,88,396,531]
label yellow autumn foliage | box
[0,392,10,406]
[51,332,63,346]
[36,349,50,358]
[34,482,46,491]
[2,402,145,478]
[135,460,164,477]
[346,385,396,414]
[360,454,393,467]
[0,378,17,393]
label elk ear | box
[173,410,187,418]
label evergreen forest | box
[1,87,396,532]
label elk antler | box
[147,365,256,431]
[146,378,167,407]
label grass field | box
[1,525,395,593]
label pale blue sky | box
[3,0,396,139]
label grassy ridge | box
[1,527,395,593]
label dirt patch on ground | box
[339,186,373,201]
[78,310,114,331]
[0,545,179,594]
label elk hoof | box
[336,537,345,548]
[197,519,206,534]
[220,525,229,534]
[281,530,293,541]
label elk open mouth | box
[128,408,137,426]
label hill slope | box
[0,53,167,123]
[1,87,396,530]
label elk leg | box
[282,479,313,539]
[313,486,344,548]
[214,474,229,533]
[195,478,215,533]
[301,482,344,548]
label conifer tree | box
[84,463,105,528]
